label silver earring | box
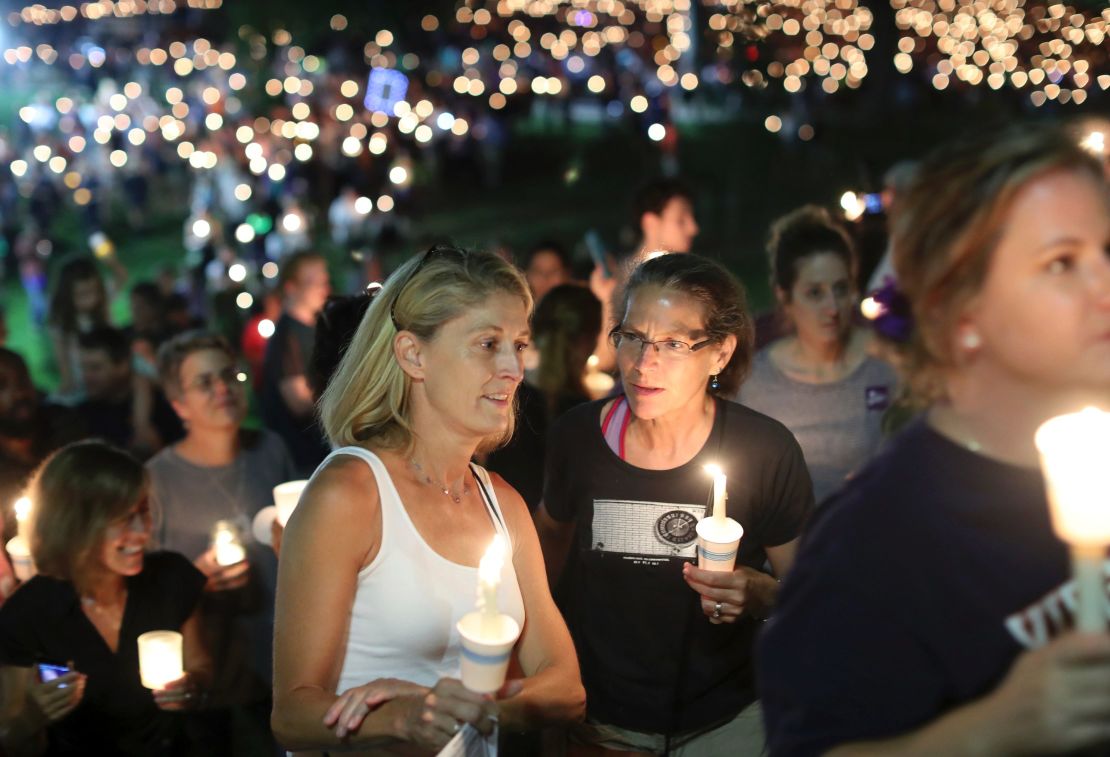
[709,374,720,390]
[961,330,981,351]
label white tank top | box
[316,447,526,694]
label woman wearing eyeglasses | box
[536,253,814,755]
[148,331,297,755]
[0,440,212,755]
[271,246,584,753]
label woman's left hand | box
[153,673,197,711]
[682,563,777,624]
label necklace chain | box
[410,458,470,504]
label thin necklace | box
[82,590,126,631]
[174,446,246,519]
[410,458,471,504]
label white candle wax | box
[137,630,183,689]
[1035,407,1110,631]
[477,535,506,638]
[6,535,33,582]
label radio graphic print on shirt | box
[590,498,708,566]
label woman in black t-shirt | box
[0,441,210,756]
[537,254,814,755]
[758,126,1110,755]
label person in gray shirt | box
[148,331,296,756]
[738,206,898,504]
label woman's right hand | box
[984,632,1110,754]
[28,670,86,724]
[396,678,501,751]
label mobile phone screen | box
[38,663,70,682]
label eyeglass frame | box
[608,327,717,358]
[105,498,153,537]
[388,245,468,331]
[183,366,245,395]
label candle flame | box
[860,296,883,320]
[14,497,30,522]
[703,463,722,477]
[479,534,506,586]
[587,354,599,369]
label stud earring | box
[709,374,720,391]
[961,329,982,351]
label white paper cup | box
[273,481,308,527]
[252,506,277,546]
[695,517,744,572]
[456,612,521,694]
[137,630,184,689]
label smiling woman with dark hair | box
[536,253,814,756]
[0,440,211,756]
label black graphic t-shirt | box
[544,397,813,734]
[758,420,1083,757]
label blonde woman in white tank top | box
[272,247,584,755]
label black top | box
[260,313,329,476]
[74,390,184,457]
[758,421,1081,756]
[0,551,206,756]
[544,397,814,734]
[485,383,589,511]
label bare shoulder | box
[292,453,382,535]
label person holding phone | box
[0,441,212,756]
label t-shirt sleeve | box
[278,325,308,380]
[758,430,815,547]
[759,569,947,756]
[540,410,579,522]
[150,552,207,627]
[0,583,43,666]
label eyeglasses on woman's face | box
[608,328,715,361]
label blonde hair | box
[892,124,1107,401]
[29,440,148,582]
[318,246,532,452]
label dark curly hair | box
[615,254,754,396]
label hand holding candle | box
[1035,407,1110,632]
[696,464,744,573]
[457,534,521,693]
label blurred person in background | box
[523,241,573,304]
[260,252,331,476]
[46,256,126,401]
[74,327,183,460]
[738,206,898,503]
[486,283,602,511]
[149,332,295,756]
[0,441,211,755]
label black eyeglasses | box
[608,328,715,361]
[389,245,468,330]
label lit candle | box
[477,535,506,637]
[1035,407,1110,632]
[583,354,615,399]
[7,497,34,582]
[704,464,727,524]
[211,520,245,567]
[137,630,184,689]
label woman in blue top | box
[759,125,1110,755]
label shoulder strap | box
[469,463,507,534]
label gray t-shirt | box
[146,428,296,703]
[737,348,898,504]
